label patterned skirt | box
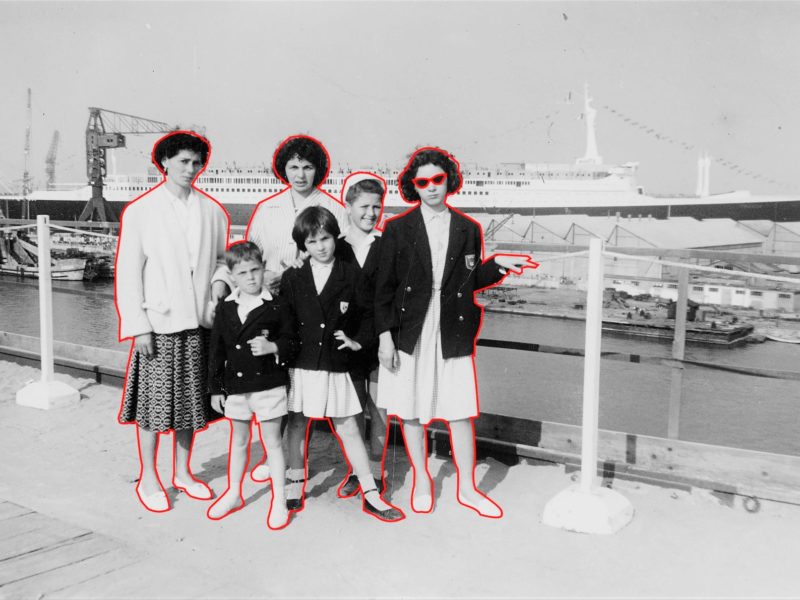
[119,328,216,432]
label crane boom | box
[81,107,177,222]
[45,130,60,190]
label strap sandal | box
[285,476,306,512]
[339,474,385,499]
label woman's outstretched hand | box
[378,332,399,372]
[494,254,540,275]
[134,333,155,358]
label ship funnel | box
[695,152,711,197]
[576,83,603,166]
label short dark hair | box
[345,178,386,205]
[292,206,340,252]
[273,135,329,188]
[225,240,263,270]
[152,131,210,172]
[398,147,462,203]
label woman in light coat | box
[116,131,230,512]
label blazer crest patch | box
[340,301,349,314]
[465,254,476,269]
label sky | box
[1,1,799,196]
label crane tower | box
[81,108,176,222]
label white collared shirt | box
[165,186,202,271]
[342,230,379,268]
[420,203,451,285]
[310,259,334,294]
[226,287,274,324]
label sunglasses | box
[412,173,447,188]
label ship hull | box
[3,196,799,226]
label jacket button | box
[401,307,406,312]
[235,344,241,350]
[319,341,323,346]
[450,257,455,261]
[237,372,243,377]
[255,371,261,375]
[406,286,412,292]
[457,292,462,298]
[459,316,464,321]
[320,323,325,328]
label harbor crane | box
[81,108,176,222]
[45,130,60,190]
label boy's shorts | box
[225,386,288,422]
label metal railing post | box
[668,267,689,439]
[580,237,603,491]
[15,215,80,410]
[542,237,634,534]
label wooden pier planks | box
[0,501,135,599]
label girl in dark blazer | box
[375,147,537,518]
[281,206,404,522]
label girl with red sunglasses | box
[374,146,538,518]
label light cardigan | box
[245,187,348,274]
[115,183,230,340]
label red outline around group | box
[115,135,537,523]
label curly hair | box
[152,131,210,172]
[273,135,329,188]
[291,206,340,252]
[398,147,462,203]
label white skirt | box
[377,292,478,425]
[288,368,362,419]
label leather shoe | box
[173,477,213,500]
[136,485,170,513]
[362,489,405,523]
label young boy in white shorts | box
[207,241,298,530]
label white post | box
[16,215,80,410]
[541,238,634,534]
[37,214,55,382]
[580,237,603,492]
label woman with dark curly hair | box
[116,131,231,513]
[375,146,538,518]
[232,135,348,483]
[245,135,348,292]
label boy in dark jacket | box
[207,241,298,530]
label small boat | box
[762,329,800,344]
[0,235,86,281]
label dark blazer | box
[208,294,298,396]
[281,258,372,373]
[336,235,382,377]
[374,206,505,359]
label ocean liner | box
[2,93,798,225]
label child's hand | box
[248,336,277,356]
[281,252,308,270]
[494,254,540,275]
[211,394,226,415]
[378,334,399,372]
[264,270,282,294]
[334,330,362,351]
